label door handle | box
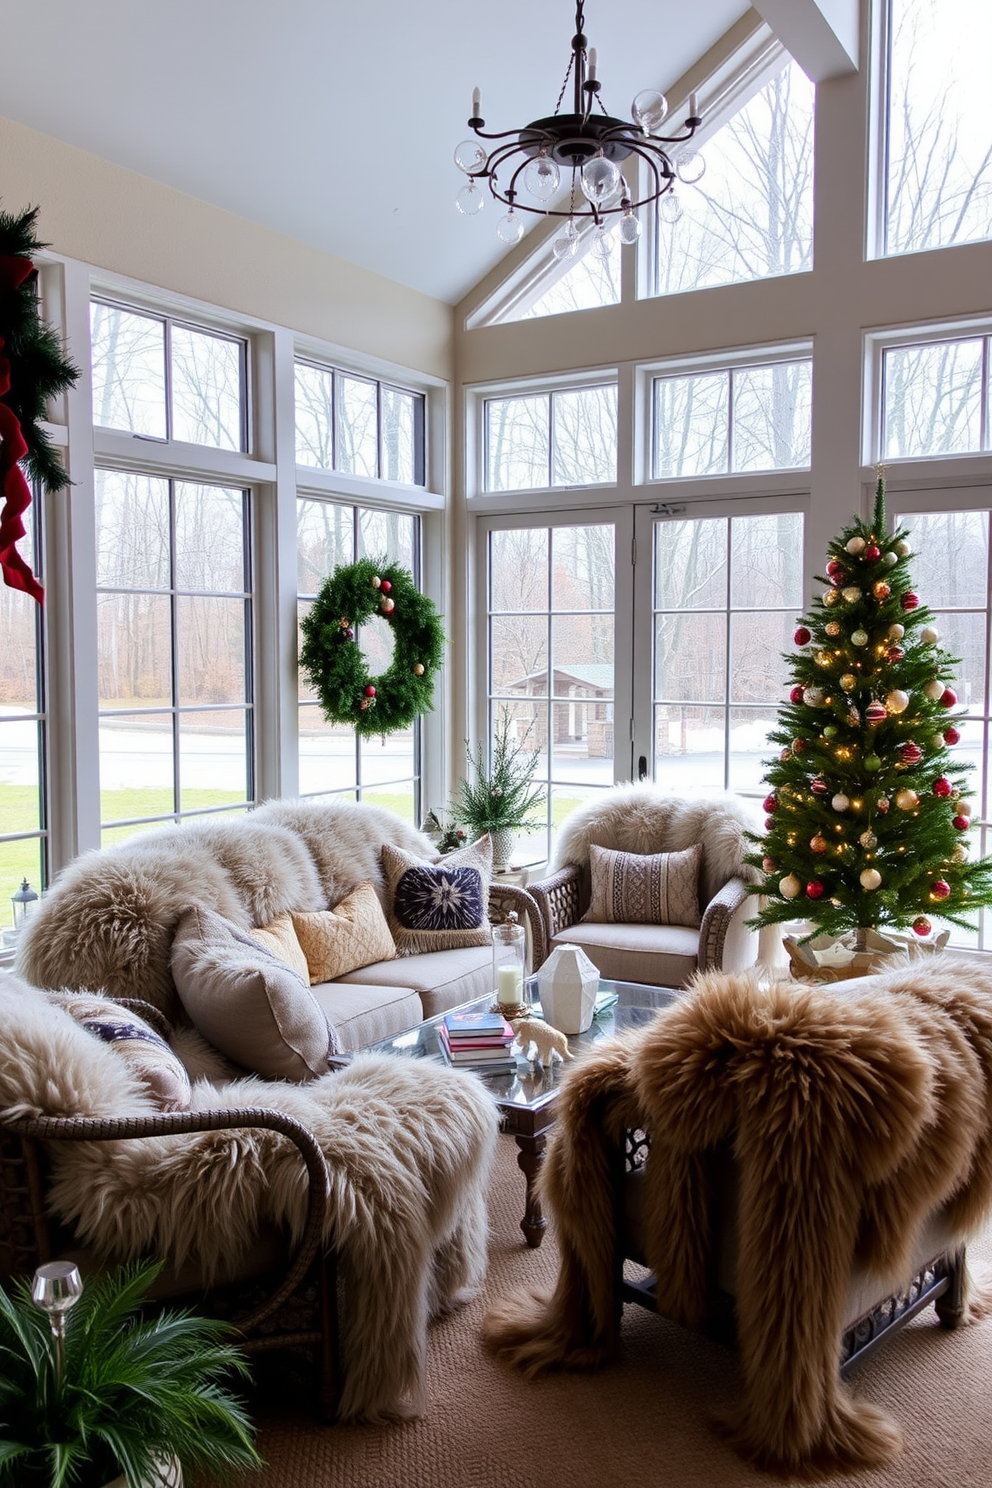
[637,755,648,781]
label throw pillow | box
[170,904,340,1082]
[247,912,311,982]
[381,835,493,955]
[584,842,702,928]
[46,991,191,1112]
[291,882,396,984]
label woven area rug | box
[247,1133,992,1488]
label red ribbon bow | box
[0,253,44,604]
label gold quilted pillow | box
[247,913,310,982]
[291,882,397,984]
[584,842,702,928]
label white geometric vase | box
[537,943,600,1035]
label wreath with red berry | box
[299,557,446,737]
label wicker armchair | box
[0,1103,340,1419]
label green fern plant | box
[450,710,547,836]
[0,1261,260,1488]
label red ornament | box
[794,626,811,645]
[830,573,846,588]
[344,627,355,640]
[810,834,827,854]
[933,777,953,798]
[953,814,970,831]
[940,687,957,708]
[364,684,377,697]
[806,880,825,899]
[886,645,905,662]
[901,592,919,611]
[826,558,845,577]
[876,796,890,814]
[865,544,881,561]
[899,741,923,766]
[764,816,775,831]
[811,777,829,796]
[913,916,932,937]
[380,580,392,593]
[865,702,887,726]
[930,879,951,899]
[790,685,805,704]
[944,726,961,745]
[763,793,777,813]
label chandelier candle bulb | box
[588,48,597,81]
[472,87,481,118]
[688,91,699,119]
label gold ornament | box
[825,621,840,636]
[873,580,891,600]
[823,589,839,607]
[895,787,919,811]
[413,662,425,675]
[840,673,856,691]
[841,586,862,603]
[859,830,877,849]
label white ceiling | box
[3,0,751,305]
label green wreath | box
[299,556,446,737]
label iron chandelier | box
[453,0,705,258]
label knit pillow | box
[247,912,311,982]
[46,991,191,1112]
[584,842,702,928]
[291,883,397,984]
[171,905,340,1081]
[381,835,493,955]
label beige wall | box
[0,115,453,380]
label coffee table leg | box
[515,1133,548,1248]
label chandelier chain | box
[554,54,575,117]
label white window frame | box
[864,318,992,477]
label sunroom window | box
[652,357,812,478]
[485,384,618,492]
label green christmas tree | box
[746,473,992,944]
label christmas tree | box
[746,472,992,945]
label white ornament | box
[851,630,869,647]
[920,625,939,644]
[957,799,973,817]
[894,540,911,558]
[924,678,944,701]
[846,536,866,555]
[953,844,968,862]
[895,788,919,811]
[860,868,882,891]
[887,623,905,640]
[803,686,825,707]
[832,793,850,812]
[859,830,877,849]
[883,551,898,568]
[779,873,802,900]
[841,586,862,603]
[886,689,910,714]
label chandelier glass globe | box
[631,89,669,133]
[592,224,615,259]
[676,150,706,185]
[552,232,578,260]
[453,139,488,174]
[618,212,641,244]
[496,209,524,244]
[658,191,682,224]
[523,153,561,202]
[455,181,485,216]
[580,155,622,205]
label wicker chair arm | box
[698,877,756,973]
[487,883,546,971]
[527,864,583,964]
[1,1106,330,1337]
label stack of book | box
[438,1009,517,1071]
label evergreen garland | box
[299,557,446,737]
[746,473,992,941]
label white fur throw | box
[0,976,499,1423]
[552,786,763,905]
[15,799,437,1024]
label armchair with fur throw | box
[527,786,764,987]
[483,959,992,1477]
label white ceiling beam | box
[751,0,859,80]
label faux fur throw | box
[15,798,436,1023]
[551,785,763,905]
[0,979,499,1423]
[483,956,992,1476]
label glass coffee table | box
[367,979,678,1248]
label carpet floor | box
[248,1133,992,1488]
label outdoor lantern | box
[11,878,39,931]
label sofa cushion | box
[550,922,699,990]
[46,991,191,1112]
[337,943,494,1021]
[247,912,310,982]
[308,980,424,1052]
[171,905,340,1081]
[381,836,493,955]
[585,843,702,928]
[291,883,397,983]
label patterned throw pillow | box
[584,842,702,928]
[248,912,311,982]
[381,835,493,955]
[291,883,397,984]
[47,991,191,1112]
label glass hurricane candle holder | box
[492,911,529,1018]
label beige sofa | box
[16,798,532,1053]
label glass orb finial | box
[658,190,682,224]
[497,209,524,244]
[676,150,706,185]
[619,213,641,245]
[580,155,622,206]
[454,139,487,174]
[523,153,561,202]
[455,181,485,216]
[552,232,578,261]
[593,224,614,260]
[631,89,669,132]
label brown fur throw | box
[483,957,992,1476]
[0,977,499,1423]
[15,799,435,1023]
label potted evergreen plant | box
[450,710,547,871]
[0,1260,261,1488]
